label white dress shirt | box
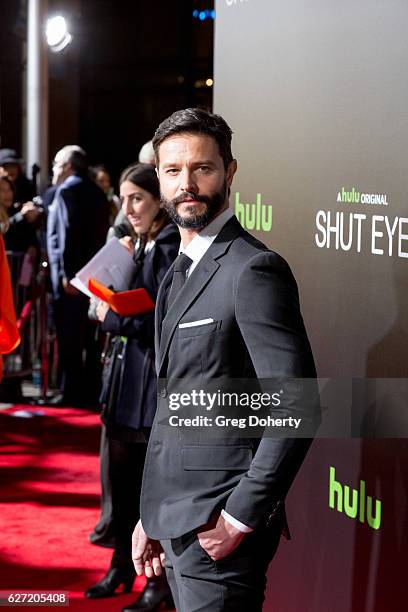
[178,207,253,534]
[180,207,233,275]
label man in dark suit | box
[132,109,320,611]
[47,145,110,406]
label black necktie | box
[133,239,146,266]
[166,253,193,311]
[130,238,146,281]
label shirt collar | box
[180,208,234,266]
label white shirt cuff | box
[221,509,253,533]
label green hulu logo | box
[235,192,273,231]
[337,187,360,203]
[329,466,381,530]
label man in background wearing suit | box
[132,108,319,611]
[47,146,110,406]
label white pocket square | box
[179,318,214,329]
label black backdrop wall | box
[214,1,407,610]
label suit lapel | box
[156,216,245,376]
[158,258,220,375]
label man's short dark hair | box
[69,148,88,175]
[152,108,234,170]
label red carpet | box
[0,404,149,610]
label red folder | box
[88,278,155,317]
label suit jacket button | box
[160,387,167,398]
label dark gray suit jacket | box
[140,215,319,539]
[47,174,110,298]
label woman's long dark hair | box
[119,163,169,241]
[0,176,14,234]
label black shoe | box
[46,393,66,407]
[47,394,81,407]
[48,393,92,408]
[122,578,174,611]
[85,566,136,599]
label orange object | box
[88,277,155,317]
[0,235,21,381]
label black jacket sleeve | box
[102,309,154,345]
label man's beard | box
[160,181,227,229]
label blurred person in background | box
[46,145,110,407]
[85,163,178,612]
[0,175,40,255]
[91,146,155,541]
[137,140,155,166]
[0,148,36,204]
[90,164,121,225]
[0,175,41,402]
[0,206,20,383]
[90,157,148,545]
[0,193,10,235]
[41,143,73,213]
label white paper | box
[70,277,94,298]
[70,237,136,296]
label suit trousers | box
[160,520,282,612]
[108,438,147,568]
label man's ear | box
[226,159,237,188]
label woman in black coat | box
[86,163,179,612]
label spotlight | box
[46,16,72,53]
